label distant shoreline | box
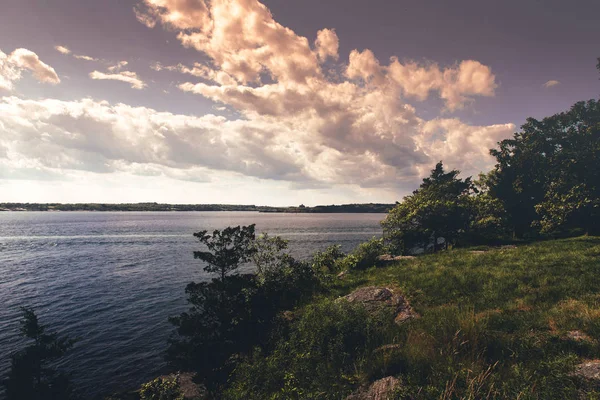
[0,203,394,213]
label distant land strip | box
[0,203,395,213]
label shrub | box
[346,237,388,270]
[225,299,395,399]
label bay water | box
[0,211,384,398]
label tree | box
[4,308,76,400]
[250,233,291,280]
[489,100,600,236]
[169,226,320,394]
[193,225,257,282]
[382,162,473,254]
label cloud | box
[0,51,21,91]
[133,4,157,28]
[107,61,128,72]
[130,0,509,190]
[138,0,320,85]
[415,119,515,177]
[138,0,496,110]
[543,80,560,88]
[2,0,512,200]
[54,45,71,55]
[89,70,147,89]
[74,54,98,61]
[315,29,339,61]
[0,96,307,183]
[0,48,60,90]
[151,61,236,85]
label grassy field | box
[326,236,600,399]
[228,236,600,399]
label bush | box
[341,237,388,270]
[225,299,395,399]
[311,245,346,278]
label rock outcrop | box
[345,376,401,400]
[376,254,415,265]
[572,360,600,382]
[341,286,418,324]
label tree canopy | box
[488,99,600,236]
[382,162,473,254]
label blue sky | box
[0,0,598,205]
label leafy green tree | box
[193,224,257,282]
[465,174,512,243]
[251,233,292,280]
[489,100,600,236]
[4,308,76,400]
[382,162,473,254]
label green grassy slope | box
[228,237,600,399]
[327,236,600,398]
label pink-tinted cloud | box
[0,48,60,90]
[89,70,146,89]
[54,45,71,55]
[135,0,507,188]
[315,29,339,62]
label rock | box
[337,270,349,279]
[346,376,401,400]
[154,372,204,399]
[281,310,295,322]
[376,254,415,264]
[341,286,418,325]
[566,330,595,343]
[177,372,205,399]
[372,343,402,355]
[572,360,600,382]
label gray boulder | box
[345,376,401,400]
[572,360,600,382]
[341,286,418,324]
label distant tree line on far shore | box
[0,202,393,213]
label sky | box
[0,0,598,206]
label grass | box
[322,236,600,399]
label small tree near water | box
[4,308,76,400]
[382,162,473,254]
[193,224,257,281]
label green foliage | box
[251,233,291,279]
[311,244,346,275]
[193,224,257,281]
[225,300,393,399]
[382,162,473,254]
[224,237,600,399]
[489,99,600,237]
[4,307,77,400]
[464,176,513,244]
[168,228,322,394]
[139,376,184,400]
[338,237,389,271]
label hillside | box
[226,237,600,399]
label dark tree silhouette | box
[4,308,76,400]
